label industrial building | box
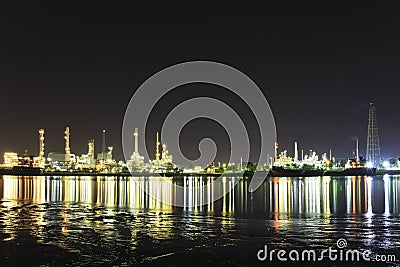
[127,128,144,172]
[3,152,19,167]
[47,127,76,171]
[150,131,175,172]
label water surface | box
[0,175,399,266]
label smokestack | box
[102,129,106,153]
[356,138,359,162]
[134,128,139,154]
[64,127,71,155]
[294,141,298,161]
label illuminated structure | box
[355,138,359,163]
[97,130,115,170]
[274,142,279,161]
[3,152,19,167]
[47,126,76,171]
[151,131,174,172]
[273,150,293,166]
[107,146,114,158]
[366,102,380,167]
[39,129,45,160]
[88,139,95,159]
[98,129,108,160]
[33,129,45,168]
[76,139,96,169]
[294,141,299,162]
[273,141,333,169]
[161,144,173,164]
[102,129,106,153]
[127,128,145,172]
[65,127,71,155]
[155,131,161,161]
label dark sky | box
[1,2,400,162]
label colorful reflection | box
[1,175,400,215]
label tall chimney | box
[102,129,106,153]
[134,128,139,154]
[294,141,298,161]
[356,138,359,162]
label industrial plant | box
[0,124,180,174]
[0,102,399,175]
[272,103,398,171]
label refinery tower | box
[366,102,380,167]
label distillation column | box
[65,127,71,155]
[88,139,95,159]
[37,129,45,168]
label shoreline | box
[0,169,399,177]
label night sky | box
[2,2,400,162]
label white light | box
[383,161,390,169]
[366,162,373,168]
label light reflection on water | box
[0,175,399,266]
[2,175,400,215]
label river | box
[0,175,399,266]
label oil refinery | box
[0,103,400,175]
[0,126,179,174]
